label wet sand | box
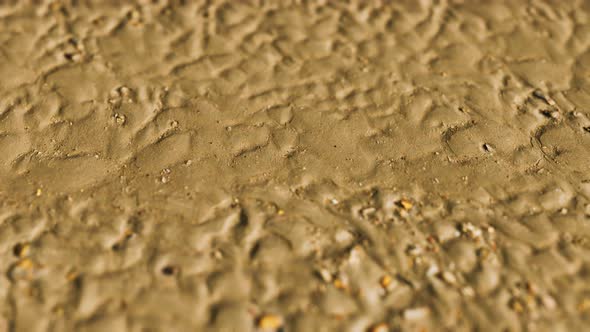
[1,0,590,331]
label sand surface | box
[1,0,590,331]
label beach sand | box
[1,0,590,331]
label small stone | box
[541,294,556,310]
[426,264,439,277]
[461,286,475,297]
[317,268,333,283]
[114,113,126,125]
[403,307,430,321]
[120,86,131,96]
[66,270,79,282]
[532,89,556,106]
[397,198,413,210]
[257,314,283,330]
[128,10,143,26]
[406,244,422,256]
[334,229,354,246]
[482,143,495,153]
[441,271,457,285]
[333,278,348,291]
[361,207,377,219]
[13,243,30,257]
[35,188,42,196]
[459,222,482,239]
[509,298,525,313]
[368,322,389,332]
[379,275,393,289]
[20,259,33,269]
[212,250,223,259]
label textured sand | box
[1,0,590,331]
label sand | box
[1,0,590,331]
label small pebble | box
[13,243,30,257]
[368,322,389,332]
[426,264,439,277]
[318,268,333,283]
[379,275,393,289]
[403,307,429,321]
[509,298,525,313]
[257,314,283,330]
[66,271,79,282]
[441,271,457,285]
[482,143,494,153]
[114,113,126,125]
[333,278,348,291]
[397,198,413,210]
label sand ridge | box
[0,0,590,331]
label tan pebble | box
[334,229,354,245]
[368,322,389,332]
[509,298,525,313]
[541,294,556,309]
[461,286,475,297]
[426,264,439,277]
[379,275,392,289]
[213,250,223,259]
[18,258,34,270]
[123,228,134,238]
[406,244,422,256]
[334,278,348,290]
[441,271,457,285]
[13,243,30,257]
[403,307,430,321]
[128,10,142,26]
[114,114,126,125]
[398,198,413,210]
[66,270,79,281]
[317,268,332,283]
[257,314,283,330]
